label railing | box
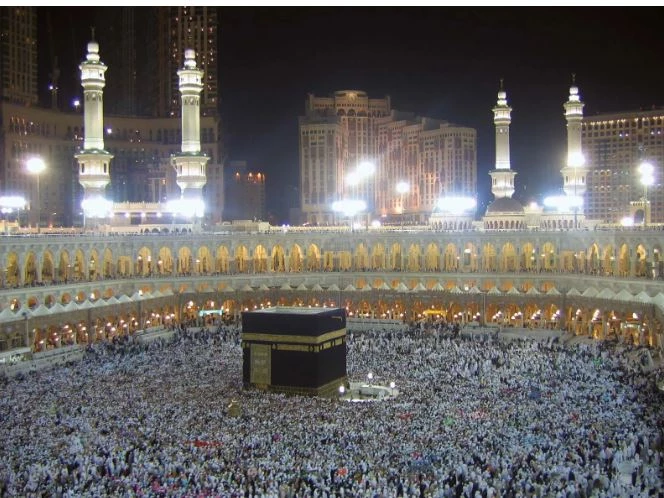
[1,344,84,377]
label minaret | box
[171,49,208,210]
[561,74,586,200]
[75,36,113,225]
[489,79,516,199]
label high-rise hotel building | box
[583,109,664,224]
[374,113,476,221]
[0,7,37,106]
[95,6,218,119]
[159,6,218,118]
[299,90,477,225]
[299,91,391,225]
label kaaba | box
[241,306,347,397]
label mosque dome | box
[485,197,524,214]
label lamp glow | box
[620,216,634,227]
[81,196,113,218]
[639,161,654,187]
[332,199,366,217]
[0,196,26,209]
[435,196,476,215]
[26,157,46,175]
[356,161,376,178]
[167,198,205,218]
[396,181,410,195]
[568,152,586,168]
[543,195,583,211]
[345,171,360,186]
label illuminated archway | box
[371,243,386,270]
[271,245,285,272]
[289,244,303,272]
[235,245,250,273]
[254,244,269,273]
[306,244,321,272]
[216,246,230,273]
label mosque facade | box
[0,227,662,353]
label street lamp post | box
[26,157,46,233]
[396,181,409,229]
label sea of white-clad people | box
[0,321,663,497]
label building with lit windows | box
[0,7,223,226]
[225,160,266,222]
[583,109,664,224]
[375,114,477,223]
[157,6,218,118]
[299,90,477,225]
[0,101,221,227]
[299,90,392,225]
[0,7,37,106]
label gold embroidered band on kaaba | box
[241,328,346,345]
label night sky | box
[37,6,664,223]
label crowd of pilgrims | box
[0,321,663,497]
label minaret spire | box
[171,48,209,218]
[75,38,113,225]
[489,80,516,199]
[561,75,586,226]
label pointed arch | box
[424,243,440,271]
[136,246,153,276]
[482,243,497,271]
[371,243,386,270]
[407,243,421,272]
[588,243,600,274]
[157,246,174,275]
[390,243,402,271]
[197,245,212,274]
[88,249,99,280]
[216,245,230,273]
[271,245,285,272]
[235,245,250,273]
[354,243,369,271]
[102,248,114,278]
[443,243,458,271]
[602,244,615,276]
[41,250,55,284]
[289,244,303,272]
[339,250,352,271]
[541,242,556,271]
[306,244,321,272]
[522,242,536,272]
[24,251,39,285]
[254,244,268,273]
[635,243,648,277]
[323,250,335,271]
[502,242,517,272]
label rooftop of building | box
[485,197,524,214]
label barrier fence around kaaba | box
[241,306,348,397]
